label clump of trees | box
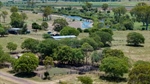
[131,2,150,30]
[100,48,130,78]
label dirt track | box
[0,71,78,84]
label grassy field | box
[112,30,150,62]
[0,31,45,52]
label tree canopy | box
[102,3,108,11]
[60,26,80,36]
[91,31,112,46]
[100,57,129,77]
[127,32,145,46]
[10,6,18,12]
[38,39,59,57]
[43,6,52,21]
[53,46,84,64]
[10,12,24,28]
[13,53,39,73]
[53,18,68,32]
[102,48,125,58]
[21,38,39,52]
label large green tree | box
[21,38,39,52]
[53,18,68,32]
[38,39,59,57]
[10,12,24,28]
[100,57,129,78]
[60,26,80,36]
[13,53,39,73]
[127,32,145,46]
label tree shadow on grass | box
[14,72,36,78]
[126,44,144,47]
[99,75,127,83]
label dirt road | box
[0,71,78,84]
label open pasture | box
[112,31,150,62]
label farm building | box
[51,35,76,40]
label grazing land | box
[0,1,150,84]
